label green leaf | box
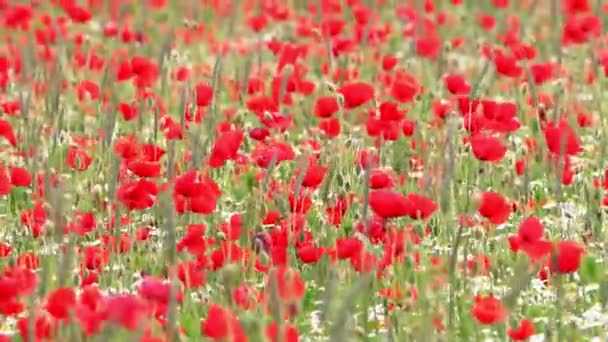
[580,255,603,284]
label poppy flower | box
[17,314,55,342]
[46,287,77,320]
[117,102,138,121]
[350,250,378,273]
[517,217,544,243]
[176,223,207,255]
[507,319,535,340]
[477,191,512,225]
[66,147,93,171]
[369,190,413,219]
[369,169,395,189]
[406,193,438,220]
[201,304,247,342]
[195,82,214,107]
[0,276,20,302]
[382,54,398,71]
[0,243,11,257]
[300,158,327,188]
[562,14,601,46]
[127,160,161,178]
[247,13,268,32]
[0,166,11,195]
[530,62,555,85]
[470,134,507,162]
[252,142,295,168]
[64,3,92,23]
[249,127,270,141]
[318,117,341,138]
[267,266,305,303]
[209,129,245,168]
[415,35,442,60]
[10,166,32,187]
[544,120,583,155]
[173,170,221,215]
[104,294,147,331]
[378,101,405,121]
[232,285,259,311]
[515,159,526,175]
[297,245,325,264]
[444,74,471,95]
[471,294,508,325]
[493,50,522,78]
[266,322,299,342]
[335,237,363,260]
[313,96,340,118]
[0,119,17,146]
[338,82,374,109]
[116,179,159,211]
[552,240,584,274]
[390,73,420,103]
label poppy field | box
[1,0,608,341]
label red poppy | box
[116,179,159,211]
[177,261,206,288]
[390,72,420,103]
[544,120,583,155]
[552,240,584,274]
[318,117,341,138]
[297,245,325,264]
[127,160,162,178]
[232,284,259,311]
[17,314,56,342]
[338,82,375,109]
[176,223,207,255]
[0,165,10,196]
[209,129,245,168]
[335,237,364,260]
[369,190,413,219]
[267,266,305,303]
[201,304,247,342]
[470,134,507,162]
[10,166,32,187]
[266,322,300,342]
[313,96,340,118]
[195,82,214,107]
[46,287,77,320]
[300,158,327,188]
[406,193,438,220]
[66,147,93,171]
[477,191,512,225]
[444,74,471,95]
[471,294,508,325]
[369,169,395,189]
[508,319,535,340]
[104,294,147,331]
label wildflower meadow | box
[0,0,606,341]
